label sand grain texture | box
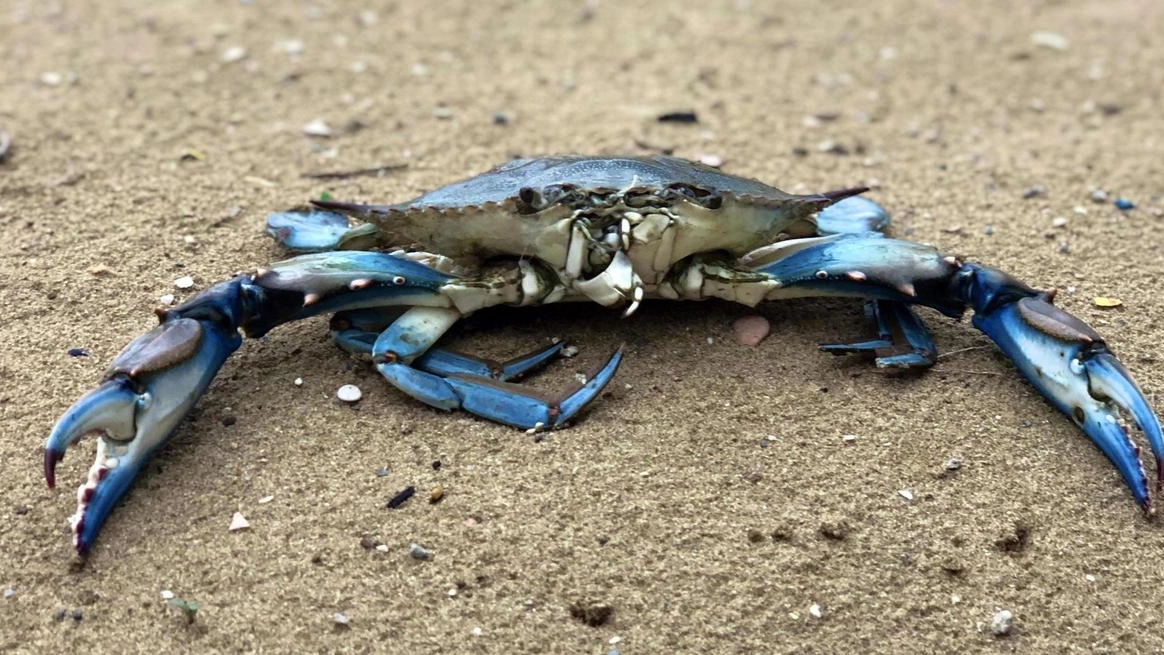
[2,1,1163,653]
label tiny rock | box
[1030,31,1069,51]
[337,384,362,402]
[898,489,915,501]
[732,315,771,346]
[841,434,858,443]
[991,609,1014,636]
[221,46,247,63]
[160,590,174,600]
[302,118,332,137]
[173,276,195,289]
[409,543,431,560]
[158,293,175,306]
[1090,189,1108,203]
[808,603,823,619]
[332,612,350,627]
[1051,217,1067,228]
[229,511,250,531]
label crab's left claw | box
[45,316,240,554]
[964,265,1164,511]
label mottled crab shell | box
[313,155,861,271]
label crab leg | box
[370,307,622,430]
[330,308,566,381]
[697,232,1164,509]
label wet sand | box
[2,1,1163,652]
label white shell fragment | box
[160,590,174,600]
[898,489,915,501]
[173,276,195,289]
[229,512,250,531]
[1030,31,1069,51]
[991,609,1014,636]
[158,293,176,306]
[337,384,362,402]
[302,118,332,137]
[808,603,823,619]
[409,543,431,560]
[221,46,247,63]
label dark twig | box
[301,163,408,180]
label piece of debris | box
[158,293,176,306]
[0,132,10,163]
[221,46,247,63]
[1051,217,1067,228]
[696,153,723,168]
[166,598,199,623]
[40,71,63,86]
[429,486,445,503]
[386,486,416,509]
[67,348,90,357]
[160,590,174,600]
[294,377,303,387]
[337,384,362,402]
[1090,189,1108,203]
[301,162,408,180]
[332,612,350,627]
[301,119,332,137]
[1030,31,1069,51]
[173,276,195,289]
[229,511,250,531]
[1115,197,1135,211]
[1021,185,1045,199]
[732,315,770,346]
[409,543,431,560]
[991,609,1014,636]
[944,458,962,471]
[1093,297,1123,308]
[570,601,614,627]
[898,489,915,501]
[841,434,858,443]
[3,588,14,600]
[88,264,114,277]
[808,603,823,619]
[657,110,698,123]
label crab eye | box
[815,270,829,280]
[392,276,406,285]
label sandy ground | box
[3,0,1164,652]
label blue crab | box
[47,156,1163,554]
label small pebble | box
[1085,574,1096,582]
[279,39,305,55]
[375,543,389,553]
[40,71,63,86]
[732,315,771,347]
[294,377,303,386]
[561,345,579,358]
[229,511,250,531]
[991,609,1014,636]
[492,112,511,125]
[697,153,723,168]
[471,627,483,637]
[158,293,175,306]
[1030,31,1069,51]
[258,495,274,504]
[302,118,332,137]
[173,276,195,289]
[409,543,431,560]
[944,458,962,471]
[1051,217,1067,228]
[1021,185,1045,199]
[71,610,83,622]
[429,486,445,503]
[332,612,350,627]
[1115,197,1135,210]
[841,434,858,443]
[337,384,362,402]
[3,588,14,599]
[898,489,915,501]
[808,603,823,619]
[67,348,90,357]
[657,110,698,123]
[160,590,174,600]
[1090,189,1108,203]
[220,46,247,63]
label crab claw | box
[965,267,1164,510]
[45,316,241,554]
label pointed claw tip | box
[44,448,63,489]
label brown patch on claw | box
[109,318,203,377]
[1016,296,1103,344]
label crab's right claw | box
[45,315,241,554]
[967,276,1164,510]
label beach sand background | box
[2,0,1164,652]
